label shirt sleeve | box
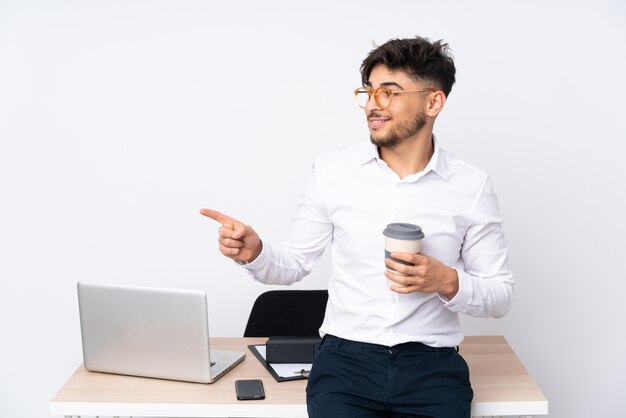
[240,165,333,285]
[442,177,514,318]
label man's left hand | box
[385,252,459,299]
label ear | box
[425,91,446,117]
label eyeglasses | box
[353,86,436,109]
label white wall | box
[1,1,625,417]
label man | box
[201,36,513,418]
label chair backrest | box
[243,290,328,337]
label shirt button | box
[390,298,397,304]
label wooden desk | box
[50,336,547,417]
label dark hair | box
[360,36,456,97]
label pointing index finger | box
[199,208,236,227]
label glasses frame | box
[353,86,437,109]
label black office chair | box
[243,290,328,337]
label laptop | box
[77,281,245,383]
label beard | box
[369,110,427,148]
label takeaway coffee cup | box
[383,223,425,288]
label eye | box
[377,88,392,100]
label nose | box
[364,93,381,112]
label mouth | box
[368,114,391,130]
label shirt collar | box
[357,135,449,180]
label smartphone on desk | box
[235,379,265,400]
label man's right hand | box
[199,208,262,263]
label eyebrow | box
[365,81,405,89]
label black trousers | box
[306,335,473,418]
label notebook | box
[77,281,245,383]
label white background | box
[1,1,625,417]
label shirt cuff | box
[440,269,472,312]
[237,241,269,272]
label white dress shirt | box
[242,138,513,348]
